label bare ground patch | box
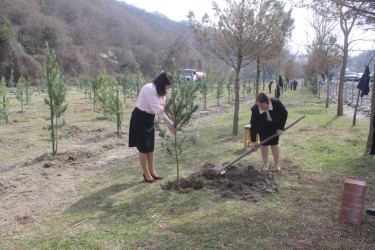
[0,98,253,239]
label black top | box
[250,98,288,142]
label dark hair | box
[153,72,171,96]
[256,91,270,103]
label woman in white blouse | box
[129,72,176,183]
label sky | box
[118,0,374,56]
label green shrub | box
[0,16,10,43]
[21,40,36,55]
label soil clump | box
[163,162,279,202]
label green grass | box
[1,89,375,249]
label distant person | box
[129,72,176,183]
[293,80,298,90]
[250,92,288,173]
[268,80,273,94]
[275,75,283,98]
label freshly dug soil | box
[162,162,279,202]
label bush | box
[21,40,36,55]
[0,16,11,43]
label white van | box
[179,69,197,82]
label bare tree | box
[189,0,293,136]
[292,0,365,115]
[309,13,342,107]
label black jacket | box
[250,98,288,142]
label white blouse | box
[136,83,166,119]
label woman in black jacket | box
[250,92,288,173]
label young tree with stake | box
[44,42,68,156]
[0,77,9,124]
[157,59,199,189]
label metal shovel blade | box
[213,164,227,174]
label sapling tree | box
[91,72,100,110]
[134,63,143,97]
[96,68,111,116]
[8,68,15,88]
[107,88,123,136]
[152,54,162,76]
[200,66,210,110]
[16,76,25,112]
[226,73,233,103]
[120,67,130,104]
[0,76,9,124]
[241,80,247,98]
[157,58,199,189]
[44,42,68,156]
[35,75,46,95]
[25,77,32,105]
[216,75,225,106]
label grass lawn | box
[1,89,375,249]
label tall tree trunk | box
[256,57,260,95]
[326,72,330,108]
[367,64,375,151]
[337,29,350,115]
[262,63,266,91]
[233,66,241,136]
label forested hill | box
[0,0,204,82]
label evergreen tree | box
[16,76,25,112]
[8,68,15,88]
[96,68,111,116]
[134,63,143,97]
[241,80,247,98]
[35,75,45,95]
[44,42,68,156]
[0,77,9,124]
[216,75,225,106]
[200,66,210,110]
[157,58,199,189]
[107,88,123,136]
[226,73,233,103]
[120,67,130,104]
[25,77,32,105]
[91,72,100,110]
[152,54,162,76]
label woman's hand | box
[251,142,258,151]
[276,129,284,136]
[163,117,176,134]
[167,122,176,134]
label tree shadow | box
[66,182,141,214]
[324,115,340,127]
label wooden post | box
[352,90,360,126]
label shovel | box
[213,116,305,174]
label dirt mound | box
[163,162,278,202]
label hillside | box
[0,0,208,82]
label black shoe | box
[365,208,375,216]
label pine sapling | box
[226,73,233,103]
[200,66,210,110]
[216,76,225,106]
[44,42,68,156]
[157,58,199,189]
[8,68,15,88]
[16,76,25,112]
[25,77,32,105]
[0,76,9,124]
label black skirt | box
[129,107,156,153]
[259,121,279,145]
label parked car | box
[344,71,358,82]
[179,69,197,82]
